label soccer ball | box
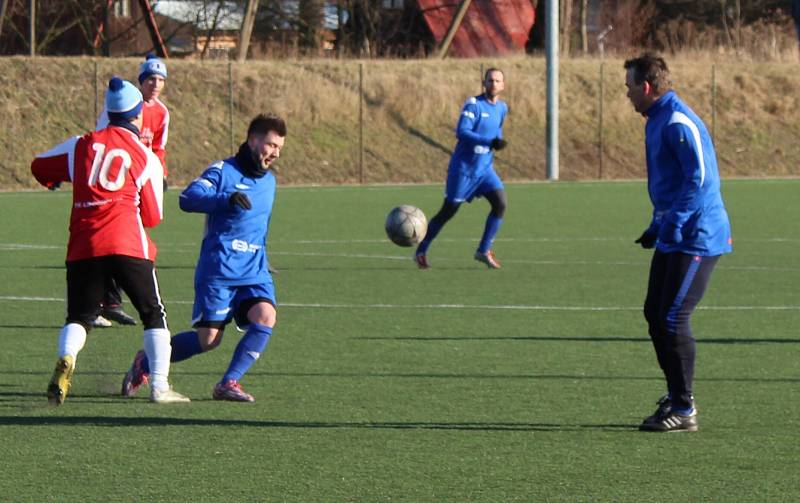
[385,205,427,247]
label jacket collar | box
[644,90,675,118]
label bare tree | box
[580,0,588,53]
[185,0,245,59]
[560,0,573,55]
[297,0,325,49]
[0,0,9,42]
[1,0,102,54]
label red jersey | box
[97,98,170,174]
[31,125,165,262]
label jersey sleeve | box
[179,163,229,214]
[454,99,494,146]
[662,121,705,232]
[135,148,165,228]
[30,136,80,189]
[152,109,169,175]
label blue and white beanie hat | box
[105,77,143,120]
[138,53,167,83]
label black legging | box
[430,189,507,226]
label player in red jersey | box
[32,77,189,405]
[93,54,170,327]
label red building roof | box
[417,0,535,57]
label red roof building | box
[417,0,535,57]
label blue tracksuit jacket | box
[644,91,732,256]
[449,94,507,176]
[179,157,276,286]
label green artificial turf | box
[0,179,798,502]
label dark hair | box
[623,53,672,94]
[484,67,504,82]
[247,113,287,138]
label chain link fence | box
[2,56,798,190]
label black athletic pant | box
[644,250,720,410]
[103,277,123,308]
[66,256,167,330]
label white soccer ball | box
[385,205,428,247]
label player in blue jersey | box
[120,114,287,402]
[415,68,508,269]
[625,54,732,432]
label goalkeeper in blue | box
[415,68,508,269]
[625,54,732,432]
[121,114,286,402]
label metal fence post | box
[598,61,604,179]
[93,59,98,129]
[228,58,234,154]
[711,64,717,140]
[359,62,364,184]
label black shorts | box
[66,255,167,330]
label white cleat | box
[150,387,191,404]
[91,315,113,328]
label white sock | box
[143,328,171,392]
[57,323,87,360]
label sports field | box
[0,179,798,502]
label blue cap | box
[105,77,143,120]
[138,53,167,83]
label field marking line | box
[0,243,800,272]
[3,235,799,251]
[2,244,797,271]
[1,295,798,311]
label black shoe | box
[641,394,672,426]
[102,306,137,325]
[639,409,698,432]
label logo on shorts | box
[215,307,231,315]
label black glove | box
[229,191,252,210]
[634,229,657,249]
[47,181,62,191]
[163,177,168,191]
[491,138,508,151]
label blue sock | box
[478,215,503,254]
[222,323,272,383]
[141,331,203,373]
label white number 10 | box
[89,143,132,191]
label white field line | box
[1,243,798,271]
[1,295,798,312]
[2,235,799,251]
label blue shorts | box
[191,281,276,329]
[445,167,504,204]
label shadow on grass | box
[0,325,65,330]
[2,370,798,384]
[355,335,800,345]
[0,415,635,432]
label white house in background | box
[153,0,342,57]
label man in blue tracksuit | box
[415,68,509,270]
[625,54,732,432]
[121,114,287,402]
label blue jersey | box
[644,91,732,256]
[449,94,507,176]
[180,156,276,286]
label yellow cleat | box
[47,355,75,406]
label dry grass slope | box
[1,56,799,189]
